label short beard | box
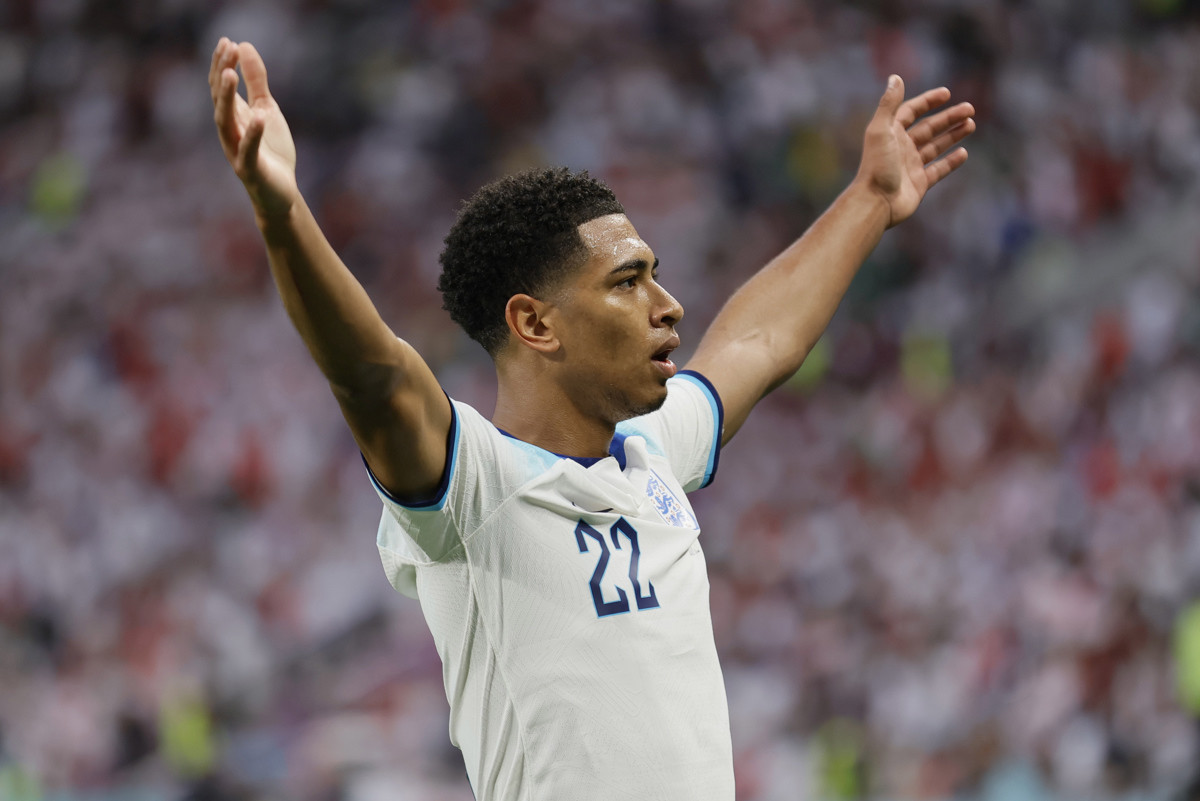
[605,385,669,424]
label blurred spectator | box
[4,1,1200,799]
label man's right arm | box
[209,38,451,502]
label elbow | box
[726,331,811,399]
[775,343,817,391]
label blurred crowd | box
[4,0,1200,799]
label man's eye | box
[618,277,636,288]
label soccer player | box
[209,37,974,800]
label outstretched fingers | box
[895,86,952,129]
[917,117,975,164]
[237,42,272,106]
[907,101,975,148]
[211,39,246,159]
[208,38,225,95]
[213,70,243,160]
[210,39,239,107]
[924,146,969,189]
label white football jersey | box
[368,371,732,801]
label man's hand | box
[855,75,975,228]
[209,38,299,223]
[687,77,976,443]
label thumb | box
[238,110,266,177]
[874,74,905,122]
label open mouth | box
[650,341,679,378]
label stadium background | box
[4,0,1200,798]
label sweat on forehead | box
[614,237,644,257]
[577,215,648,254]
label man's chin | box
[620,388,669,422]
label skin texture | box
[209,37,975,497]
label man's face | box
[546,213,685,424]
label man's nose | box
[654,285,684,327]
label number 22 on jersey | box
[573,518,661,618]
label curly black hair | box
[437,167,625,355]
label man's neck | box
[492,377,616,459]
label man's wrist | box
[842,178,893,231]
[254,195,304,243]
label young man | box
[208,37,974,800]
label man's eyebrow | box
[608,257,660,276]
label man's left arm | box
[685,75,975,445]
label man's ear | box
[504,294,560,354]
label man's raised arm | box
[685,76,975,445]
[209,38,450,501]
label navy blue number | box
[574,521,630,617]
[610,518,660,611]
[573,518,659,617]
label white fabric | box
[370,374,732,801]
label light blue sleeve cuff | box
[675,370,723,489]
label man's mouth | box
[651,336,679,363]
[651,338,680,378]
